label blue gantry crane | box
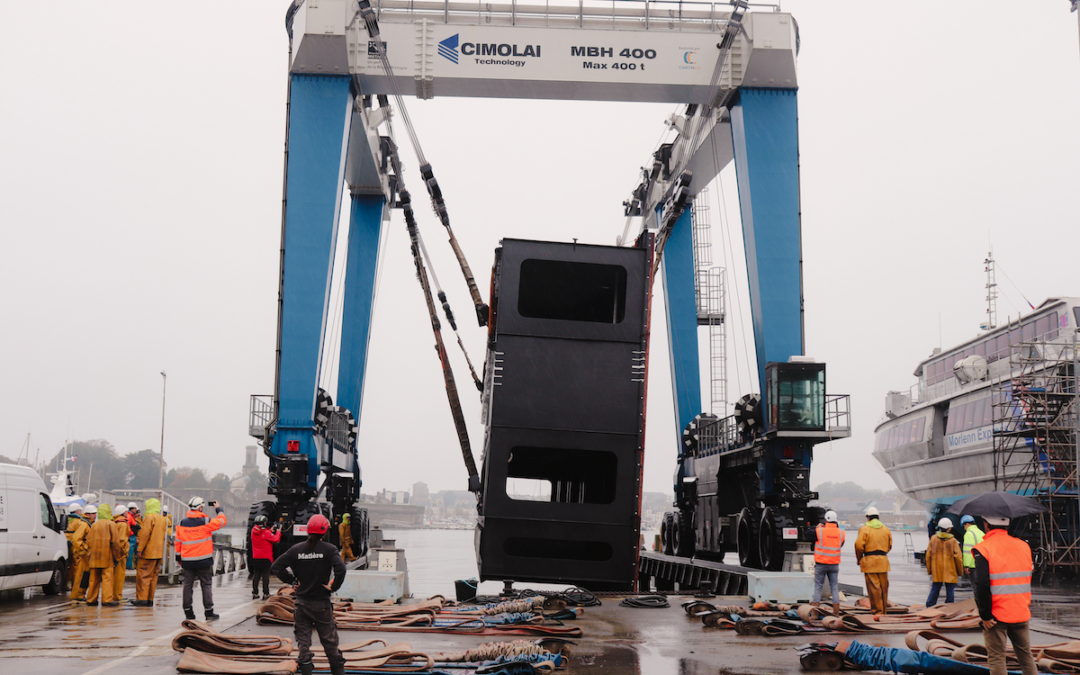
[248,0,850,579]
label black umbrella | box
[950,491,1047,519]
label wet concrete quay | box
[2,554,1079,675]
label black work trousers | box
[182,566,214,612]
[294,597,344,669]
[251,559,271,596]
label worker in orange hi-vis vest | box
[176,497,227,621]
[854,506,892,615]
[973,516,1038,675]
[813,510,846,616]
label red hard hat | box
[307,514,330,535]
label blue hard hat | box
[960,515,975,524]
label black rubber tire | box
[350,505,369,558]
[758,507,786,571]
[674,508,695,558]
[42,559,65,595]
[660,513,674,555]
[737,507,760,568]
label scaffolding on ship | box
[992,326,1080,575]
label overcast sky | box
[2,2,1078,499]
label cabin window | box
[1047,312,1059,340]
[915,416,926,443]
[1035,316,1050,340]
[981,397,995,426]
[506,446,617,504]
[1074,307,1080,329]
[946,404,962,435]
[970,398,985,429]
[974,341,986,357]
[1022,322,1035,343]
[517,259,627,324]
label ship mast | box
[982,251,998,331]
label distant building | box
[243,445,259,475]
[411,481,430,505]
[865,496,928,530]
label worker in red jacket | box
[250,515,281,600]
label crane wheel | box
[737,508,760,568]
[758,506,787,571]
[660,513,674,555]
[674,508,695,557]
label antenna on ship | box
[982,250,998,331]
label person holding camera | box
[250,515,281,600]
[176,497,227,621]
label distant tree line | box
[43,440,242,493]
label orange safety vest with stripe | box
[175,508,227,570]
[815,523,845,565]
[974,529,1032,623]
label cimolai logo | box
[439,33,541,67]
[438,34,459,64]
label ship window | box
[970,398,985,430]
[1047,312,1059,340]
[909,420,920,444]
[946,404,962,435]
[981,397,994,426]
[506,446,617,505]
[517,259,627,324]
[915,417,926,442]
[974,341,986,358]
[1074,307,1080,329]
[1022,322,1035,343]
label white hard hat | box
[984,516,1010,527]
[82,493,98,504]
[865,506,880,517]
[127,502,138,510]
[938,517,953,530]
[114,504,127,516]
[84,505,98,515]
[188,496,205,509]
[824,510,838,523]
[70,504,84,513]
[162,504,169,513]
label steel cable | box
[618,595,671,609]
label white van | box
[0,463,67,594]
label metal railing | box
[250,395,274,439]
[825,394,851,435]
[369,0,779,31]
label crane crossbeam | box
[289,0,796,103]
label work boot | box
[329,660,346,675]
[184,608,196,620]
[262,593,271,601]
[86,601,99,607]
[205,609,220,621]
[252,593,260,601]
[298,660,314,675]
[101,602,119,607]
